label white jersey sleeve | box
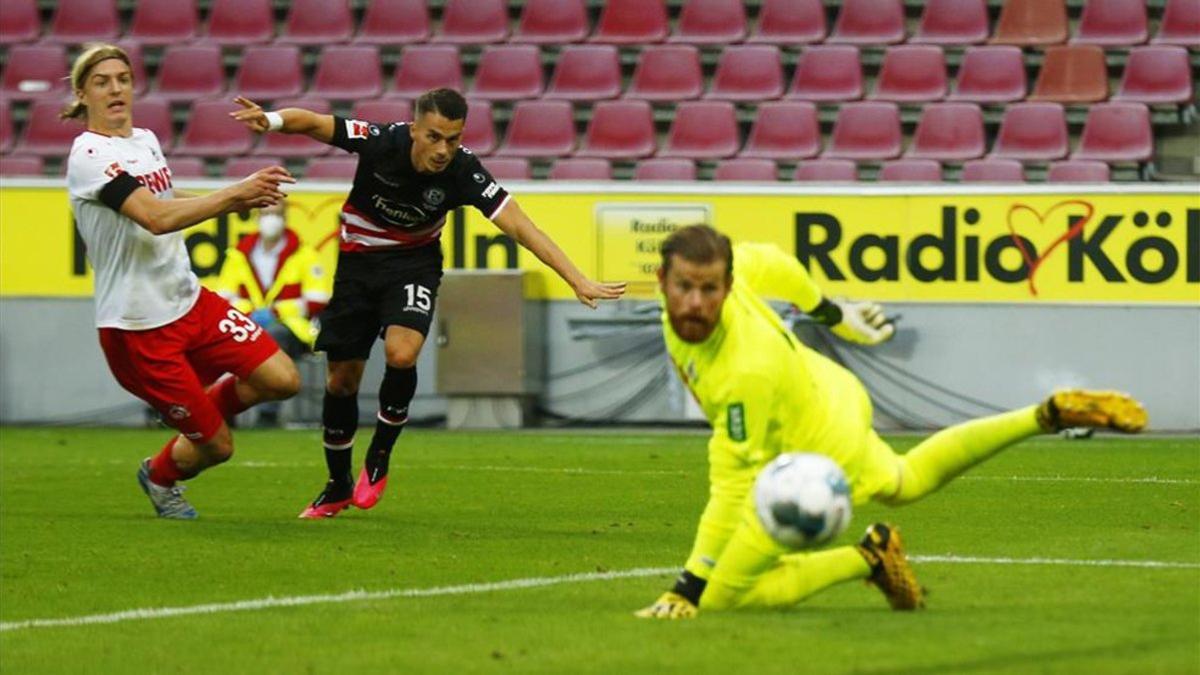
[67,138,131,202]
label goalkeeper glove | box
[634,570,706,619]
[809,297,895,346]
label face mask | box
[258,214,285,240]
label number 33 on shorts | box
[217,308,265,343]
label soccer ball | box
[753,452,852,550]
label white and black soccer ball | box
[753,452,852,550]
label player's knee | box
[326,374,359,397]
[197,433,235,465]
[269,359,301,399]
[384,345,419,369]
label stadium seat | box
[135,98,175,152]
[1029,45,1109,103]
[0,0,40,45]
[659,101,740,159]
[714,159,778,181]
[166,156,207,178]
[576,100,656,159]
[786,46,863,101]
[991,0,1068,46]
[746,0,826,44]
[1071,102,1153,162]
[277,0,354,45]
[304,156,360,181]
[1153,0,1200,46]
[822,102,902,160]
[739,101,820,159]
[175,99,256,157]
[463,99,497,155]
[549,158,611,180]
[390,46,463,99]
[352,99,413,124]
[432,0,509,44]
[355,0,430,44]
[15,100,85,157]
[1046,160,1111,182]
[870,46,948,102]
[989,102,1068,160]
[114,40,149,96]
[0,100,12,154]
[905,103,985,161]
[879,159,942,182]
[947,46,1028,103]
[225,156,285,178]
[635,159,697,181]
[961,158,1025,182]
[512,0,589,44]
[203,0,274,45]
[312,46,384,101]
[828,0,906,45]
[625,45,704,101]
[545,45,622,101]
[0,155,45,176]
[155,45,225,102]
[794,159,858,181]
[469,45,545,101]
[590,0,669,44]
[496,100,576,158]
[910,0,989,44]
[669,0,748,44]
[705,45,785,101]
[235,46,304,101]
[2,44,69,101]
[1113,46,1194,105]
[482,157,532,180]
[46,0,119,44]
[130,0,198,45]
[254,98,334,158]
[1072,0,1148,46]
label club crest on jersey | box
[345,119,373,140]
[422,187,445,207]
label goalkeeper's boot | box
[299,479,354,519]
[137,459,198,520]
[351,466,388,510]
[1036,389,1147,434]
[857,523,924,611]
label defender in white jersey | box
[64,44,301,519]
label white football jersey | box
[67,128,199,330]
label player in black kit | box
[232,89,626,518]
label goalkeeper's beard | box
[670,313,716,343]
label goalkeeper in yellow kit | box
[636,225,1147,618]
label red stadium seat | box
[513,0,589,44]
[130,0,198,45]
[312,46,384,101]
[879,159,942,182]
[961,159,1025,182]
[15,100,85,157]
[746,0,826,44]
[786,46,863,101]
[482,157,531,180]
[1071,102,1153,162]
[705,45,785,101]
[822,102,902,160]
[0,155,45,176]
[1072,0,1148,46]
[203,0,274,45]
[626,45,704,101]
[277,0,354,45]
[989,102,1068,161]
[469,45,544,101]
[739,101,820,159]
[46,0,119,45]
[175,99,255,157]
[0,100,13,153]
[714,159,778,181]
[905,103,985,161]
[0,0,40,45]
[166,156,207,178]
[576,100,656,159]
[1029,45,1109,103]
[304,156,360,181]
[794,159,858,181]
[355,0,430,44]
[828,0,905,45]
[225,155,285,178]
[352,99,413,125]
[545,45,622,101]
[464,99,497,155]
[590,0,668,44]
[1046,160,1111,182]
[2,44,69,101]
[669,0,748,44]
[497,100,576,158]
[390,46,463,99]
[549,158,611,180]
[1113,46,1194,105]
[235,46,304,102]
[255,98,334,158]
[659,101,739,159]
[432,0,509,44]
[947,46,1028,103]
[991,0,1068,46]
[155,45,225,102]
[911,0,989,45]
[871,45,948,102]
[1153,0,1200,46]
[135,98,175,152]
[635,158,696,181]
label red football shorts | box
[98,288,279,443]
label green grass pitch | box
[1,426,1197,674]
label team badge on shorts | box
[168,404,191,420]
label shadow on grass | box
[853,638,1176,675]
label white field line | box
[3,556,1198,634]
[958,475,1199,485]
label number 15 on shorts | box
[404,284,432,314]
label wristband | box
[264,111,284,132]
[807,297,844,326]
[671,570,708,605]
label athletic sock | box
[322,391,358,486]
[207,375,250,421]
[365,366,415,481]
[148,436,187,487]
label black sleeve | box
[459,153,510,220]
[328,115,391,156]
[98,173,142,213]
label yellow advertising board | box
[1,183,1197,304]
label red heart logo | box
[1005,200,1095,297]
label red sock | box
[148,437,186,487]
[208,376,250,421]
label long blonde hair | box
[60,44,132,121]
